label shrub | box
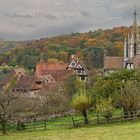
[96,98,114,122]
[72,91,91,124]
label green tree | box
[40,52,48,61]
[20,55,37,70]
[92,69,140,118]
[72,90,91,124]
[96,98,114,122]
[58,51,68,62]
[8,47,41,70]
[91,76,120,105]
[119,80,140,118]
[84,47,104,70]
[64,75,85,99]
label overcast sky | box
[0,0,140,41]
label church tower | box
[124,10,140,66]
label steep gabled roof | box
[67,56,88,77]
[36,62,69,81]
[67,59,78,69]
[14,74,35,90]
[104,56,124,70]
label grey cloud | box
[81,11,91,17]
[45,14,57,20]
[1,0,140,40]
[26,22,91,40]
[5,12,57,21]
[28,24,38,28]
[5,13,33,18]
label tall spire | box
[132,8,138,36]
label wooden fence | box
[3,120,47,131]
[24,120,47,130]
[71,110,140,127]
[1,110,140,131]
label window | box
[134,43,137,55]
[71,62,75,66]
[81,77,85,81]
[77,70,81,74]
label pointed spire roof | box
[133,10,137,24]
[132,9,138,37]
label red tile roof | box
[36,62,69,81]
[14,74,35,90]
[104,56,124,70]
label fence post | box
[121,111,123,122]
[132,111,136,121]
[33,119,36,130]
[72,117,76,127]
[44,121,47,130]
[97,114,100,124]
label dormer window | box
[71,62,75,66]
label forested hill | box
[0,26,131,70]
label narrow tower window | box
[134,42,137,55]
[126,41,129,57]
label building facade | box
[66,55,88,81]
[124,10,140,69]
[104,10,140,73]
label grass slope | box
[1,118,140,140]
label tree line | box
[71,69,140,124]
[0,26,130,71]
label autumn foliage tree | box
[0,26,130,71]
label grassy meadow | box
[1,116,140,140]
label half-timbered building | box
[67,55,88,81]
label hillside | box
[0,26,131,70]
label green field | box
[1,116,140,140]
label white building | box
[124,10,140,69]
